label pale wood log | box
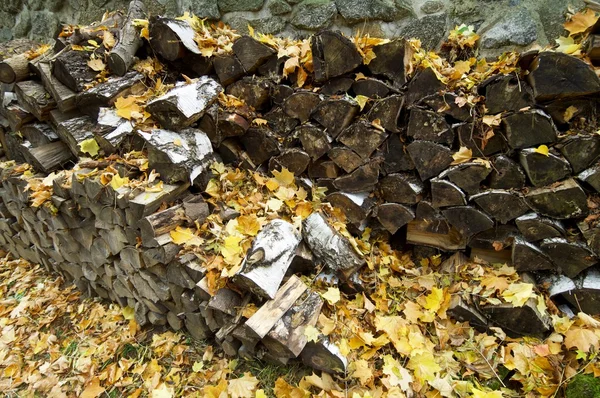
[15,80,56,121]
[0,53,31,84]
[108,0,147,76]
[149,16,201,61]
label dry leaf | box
[88,57,106,72]
[451,146,472,165]
[564,9,599,36]
[534,145,549,156]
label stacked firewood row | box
[0,0,600,369]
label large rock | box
[291,0,337,30]
[179,0,220,19]
[397,14,447,50]
[218,0,264,12]
[334,0,412,22]
[480,8,537,49]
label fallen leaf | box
[304,325,320,342]
[88,57,106,72]
[355,95,369,111]
[228,373,259,398]
[564,9,599,36]
[170,226,203,246]
[451,146,472,165]
[534,145,549,156]
[563,105,578,122]
[555,36,581,54]
[81,378,105,398]
[237,215,261,236]
[351,359,373,384]
[502,283,534,307]
[79,138,100,157]
[321,287,341,305]
[564,327,599,352]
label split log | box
[378,173,424,204]
[269,148,310,175]
[218,112,250,140]
[447,295,488,332]
[519,149,571,187]
[139,127,214,186]
[149,17,201,61]
[126,182,189,221]
[108,0,147,76]
[439,162,491,195]
[544,270,600,315]
[578,165,600,193]
[302,212,366,279]
[52,50,97,92]
[368,95,403,133]
[311,97,359,138]
[471,190,529,224]
[430,178,467,208]
[146,77,222,130]
[234,220,301,299]
[351,78,392,98]
[213,54,245,86]
[456,122,505,157]
[311,30,362,83]
[36,60,77,112]
[380,135,414,174]
[337,120,388,159]
[271,84,294,105]
[95,107,135,153]
[308,159,339,179]
[226,77,272,111]
[407,108,454,146]
[527,52,600,102]
[511,237,556,272]
[327,191,374,225]
[297,124,331,160]
[283,91,322,123]
[558,134,600,174]
[375,203,415,234]
[320,77,354,95]
[76,71,145,116]
[244,275,307,339]
[540,238,598,278]
[441,206,494,239]
[488,155,526,189]
[21,123,59,147]
[54,114,98,156]
[328,147,363,173]
[240,127,281,166]
[480,75,534,114]
[262,292,323,359]
[404,67,445,105]
[524,178,588,219]
[0,53,31,84]
[502,109,558,149]
[301,338,348,374]
[367,39,411,87]
[515,212,565,242]
[15,80,56,121]
[19,141,74,173]
[333,161,379,193]
[139,204,186,244]
[421,92,472,122]
[480,299,551,338]
[406,140,453,180]
[232,35,277,73]
[264,107,298,138]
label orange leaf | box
[564,9,599,36]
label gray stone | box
[225,15,286,34]
[13,8,32,38]
[178,0,221,19]
[269,0,292,14]
[480,8,537,49]
[46,0,65,12]
[218,0,265,13]
[291,0,337,30]
[421,0,444,14]
[30,11,60,40]
[335,0,411,22]
[398,14,447,50]
[1,0,24,14]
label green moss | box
[566,374,600,398]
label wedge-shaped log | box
[232,35,277,73]
[15,80,56,121]
[140,127,214,186]
[234,220,301,299]
[240,127,281,166]
[263,292,323,359]
[95,107,135,153]
[488,155,526,189]
[519,148,571,187]
[19,141,74,173]
[404,67,445,105]
[524,178,588,219]
[422,92,473,122]
[36,60,76,112]
[149,16,201,61]
[380,135,414,173]
[456,122,505,156]
[311,97,359,138]
[481,75,534,114]
[327,191,374,226]
[333,161,379,193]
[213,54,245,86]
[407,108,454,146]
[52,49,97,92]
[367,39,411,87]
[378,173,424,204]
[407,140,453,180]
[431,179,466,208]
[55,114,105,156]
[368,95,403,133]
[337,120,388,159]
[511,237,556,272]
[448,295,488,332]
[21,123,59,147]
[559,134,600,174]
[297,124,331,160]
[471,190,529,224]
[440,162,491,195]
[108,0,147,76]
[540,238,598,278]
[146,77,222,130]
[375,203,415,234]
[515,212,565,242]
[126,182,190,221]
[269,148,310,176]
[226,77,272,111]
[502,109,557,149]
[301,338,347,374]
[351,77,392,98]
[139,204,186,244]
[311,31,362,83]
[442,206,494,239]
[283,91,322,123]
[77,71,145,116]
[544,269,600,315]
[328,147,362,173]
[578,165,600,193]
[480,298,551,338]
[302,212,365,280]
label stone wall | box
[0,0,586,55]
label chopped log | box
[308,159,340,179]
[264,107,298,138]
[269,148,310,175]
[311,97,359,138]
[21,123,59,147]
[244,275,307,339]
[15,80,56,121]
[327,191,374,225]
[218,112,250,140]
[480,298,551,338]
[139,204,186,244]
[502,109,558,149]
[127,182,190,220]
[54,114,98,156]
[257,54,284,81]
[337,120,388,159]
[301,338,347,374]
[297,124,331,160]
[415,201,450,235]
[367,39,411,87]
[263,292,323,359]
[527,52,600,102]
[328,147,363,173]
[351,78,392,98]
[430,178,467,208]
[95,107,135,153]
[471,190,529,224]
[0,52,32,84]
[511,237,556,272]
[442,206,494,239]
[283,91,322,123]
[406,140,453,180]
[234,220,301,299]
[302,212,365,279]
[378,173,424,204]
[515,212,565,242]
[240,127,281,166]
[271,84,294,105]
[404,67,445,105]
[149,16,201,61]
[543,97,594,127]
[333,161,379,193]
[578,165,600,193]
[439,162,491,195]
[524,178,588,219]
[540,238,598,278]
[213,54,246,86]
[375,203,415,234]
[170,54,214,78]
[226,77,272,111]
[320,76,354,95]
[208,288,243,316]
[52,49,97,92]
[488,155,526,190]
[140,127,214,186]
[558,134,600,174]
[480,75,534,114]
[36,60,76,112]
[367,95,403,133]
[407,108,454,146]
[544,269,600,315]
[380,135,414,174]
[19,141,74,173]
[108,0,147,76]
[421,92,472,122]
[76,71,145,116]
[311,30,362,83]
[232,35,277,73]
[218,139,257,170]
[519,148,571,187]
[447,295,488,332]
[185,312,211,340]
[468,224,518,251]
[456,122,505,157]
[146,77,222,130]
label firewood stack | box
[1,0,600,372]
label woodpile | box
[1,4,600,373]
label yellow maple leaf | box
[556,36,581,54]
[564,327,599,352]
[450,60,471,80]
[81,378,105,398]
[170,226,203,246]
[88,57,106,72]
[534,145,549,156]
[422,287,444,312]
[318,313,336,335]
[102,30,116,49]
[407,352,441,382]
[122,306,135,320]
[472,388,503,398]
[152,383,174,398]
[115,96,143,120]
[451,146,472,165]
[255,390,267,398]
[272,167,295,186]
[304,325,320,342]
[79,138,100,157]
[502,283,534,307]
[110,173,129,190]
[228,373,259,398]
[221,235,243,263]
[564,105,578,122]
[237,215,261,236]
[355,95,369,111]
[351,359,373,384]
[321,287,341,305]
[564,9,599,36]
